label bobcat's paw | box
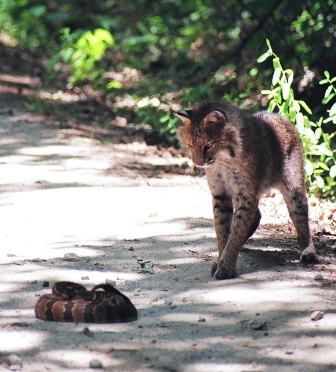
[214,266,237,280]
[210,261,217,276]
[300,250,319,264]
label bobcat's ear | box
[175,110,192,126]
[204,111,225,126]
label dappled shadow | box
[1,220,336,371]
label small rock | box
[82,327,94,337]
[157,355,180,372]
[128,247,134,251]
[170,305,177,309]
[63,253,80,262]
[198,317,206,323]
[105,279,116,286]
[311,311,324,321]
[319,237,330,245]
[8,355,22,366]
[9,365,22,371]
[89,359,103,369]
[14,260,25,266]
[42,281,49,288]
[285,350,294,355]
[165,299,173,306]
[30,280,38,285]
[315,225,327,236]
[251,321,267,330]
[136,257,143,262]
[81,276,89,280]
[32,258,46,262]
[314,274,324,281]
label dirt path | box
[0,95,336,372]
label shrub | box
[258,40,336,199]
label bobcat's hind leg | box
[280,160,318,263]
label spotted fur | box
[177,101,319,279]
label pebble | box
[89,359,103,369]
[81,276,89,280]
[311,311,324,321]
[42,281,49,288]
[31,258,46,262]
[314,274,324,281]
[14,260,25,266]
[9,365,21,371]
[30,280,38,284]
[63,253,80,262]
[157,355,180,372]
[198,317,206,323]
[105,279,116,286]
[164,299,173,305]
[8,355,22,367]
[82,326,94,337]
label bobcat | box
[176,101,319,280]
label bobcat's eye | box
[203,144,213,153]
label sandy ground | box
[0,97,336,372]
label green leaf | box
[305,159,314,176]
[266,39,272,49]
[106,80,122,89]
[315,176,324,189]
[329,102,336,116]
[312,143,333,156]
[319,79,329,85]
[303,127,317,144]
[272,57,280,69]
[295,112,304,133]
[298,100,312,115]
[282,83,290,100]
[272,67,281,85]
[257,51,272,63]
[330,165,336,178]
[287,71,294,85]
[316,162,330,171]
[324,85,333,98]
[324,71,330,79]
[292,100,300,112]
[323,92,336,104]
[315,127,322,140]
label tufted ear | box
[204,110,225,127]
[175,110,193,126]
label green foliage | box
[47,28,115,85]
[258,40,336,198]
[1,0,336,172]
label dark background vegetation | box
[0,0,335,195]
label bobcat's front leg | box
[210,194,233,276]
[214,199,259,280]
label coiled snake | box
[35,281,138,323]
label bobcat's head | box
[176,101,243,167]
